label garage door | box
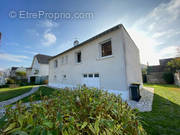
[81,73,100,88]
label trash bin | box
[130,83,141,101]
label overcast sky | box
[0,0,180,70]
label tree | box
[167,58,180,73]
[15,71,26,78]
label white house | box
[27,54,52,84]
[0,71,6,86]
[48,24,142,100]
[10,67,26,78]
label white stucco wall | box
[49,29,132,100]
[0,76,6,85]
[30,57,49,77]
[122,27,142,87]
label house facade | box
[48,24,142,100]
[0,71,6,86]
[27,54,52,84]
[10,67,26,78]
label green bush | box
[0,84,9,88]
[0,87,146,135]
[163,72,174,84]
[6,78,15,84]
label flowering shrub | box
[1,87,146,135]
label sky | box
[0,0,180,70]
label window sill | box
[75,62,82,65]
[96,55,114,61]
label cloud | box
[123,0,180,65]
[127,27,161,65]
[0,53,29,62]
[159,45,179,58]
[41,20,58,29]
[27,29,39,37]
[23,50,38,55]
[38,20,58,47]
[137,0,180,32]
[5,42,19,46]
[42,32,57,46]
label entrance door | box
[30,76,36,84]
[82,73,100,88]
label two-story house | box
[48,24,142,100]
[27,54,52,84]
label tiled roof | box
[50,24,123,60]
[35,54,52,64]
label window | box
[101,40,112,57]
[34,70,39,74]
[83,74,87,78]
[94,73,99,77]
[61,56,64,64]
[54,75,56,81]
[54,60,58,68]
[76,51,81,63]
[63,75,66,79]
[65,55,68,64]
[88,74,93,78]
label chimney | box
[73,40,79,46]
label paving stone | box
[127,87,154,112]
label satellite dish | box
[73,40,79,46]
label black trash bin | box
[130,84,141,101]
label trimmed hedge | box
[163,72,174,84]
[0,87,146,135]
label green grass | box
[140,84,180,135]
[18,86,56,103]
[0,86,34,102]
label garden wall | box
[147,72,166,84]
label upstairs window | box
[61,56,64,64]
[54,59,58,68]
[76,51,81,63]
[65,55,68,64]
[101,40,112,57]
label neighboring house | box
[0,71,6,86]
[147,57,179,83]
[27,54,52,84]
[174,70,180,86]
[10,67,18,77]
[10,67,26,78]
[48,24,142,100]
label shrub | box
[43,80,48,84]
[0,87,146,135]
[0,84,9,88]
[163,72,174,84]
[6,78,15,84]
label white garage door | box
[81,73,100,88]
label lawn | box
[140,84,180,135]
[0,86,34,102]
[18,86,56,103]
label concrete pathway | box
[127,87,154,112]
[0,86,40,108]
[0,86,40,118]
